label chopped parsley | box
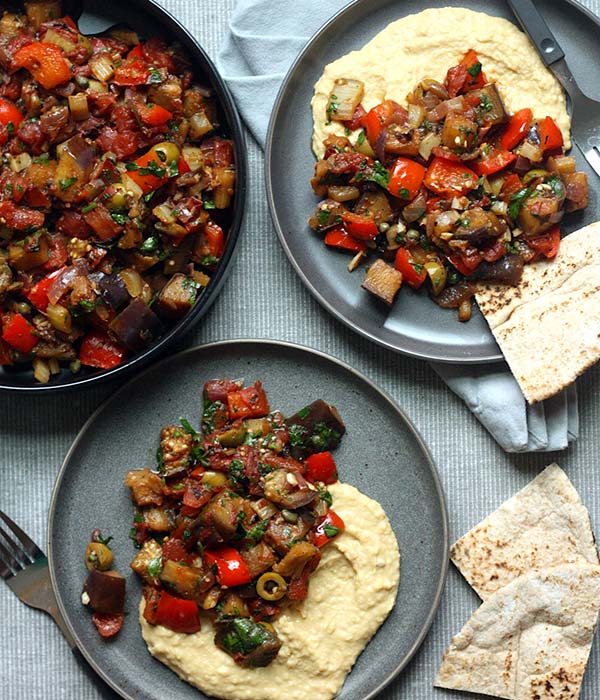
[59,176,77,190]
[397,187,410,199]
[365,160,390,189]
[467,62,482,78]
[180,417,201,439]
[318,487,333,507]
[288,423,308,447]
[508,186,533,220]
[168,159,179,177]
[148,67,163,84]
[7,121,14,137]
[203,199,216,210]
[297,405,311,419]
[246,519,268,544]
[81,202,97,213]
[326,94,339,122]
[139,235,159,253]
[357,130,366,146]
[323,524,341,538]
[125,162,139,171]
[479,94,493,113]
[138,159,166,178]
[78,299,96,312]
[110,212,128,225]
[546,174,565,198]
[147,555,162,577]
[317,208,331,225]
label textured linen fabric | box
[217,0,577,453]
[1,1,600,699]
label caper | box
[75,75,90,89]
[281,509,298,524]
[85,542,113,571]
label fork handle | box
[507,0,565,66]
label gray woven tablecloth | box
[2,1,600,698]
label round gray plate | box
[266,0,600,363]
[48,340,448,700]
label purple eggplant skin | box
[82,570,126,614]
[468,253,524,286]
[95,273,130,310]
[109,298,162,351]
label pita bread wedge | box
[435,563,600,699]
[451,464,599,600]
[475,222,600,404]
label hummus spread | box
[311,7,570,158]
[139,482,400,700]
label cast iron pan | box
[266,0,599,363]
[48,339,448,700]
[0,0,247,391]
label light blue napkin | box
[217,0,578,452]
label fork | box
[0,511,121,699]
[507,0,600,178]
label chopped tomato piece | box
[341,211,379,240]
[137,103,172,126]
[79,332,126,369]
[538,116,564,154]
[161,538,192,564]
[182,479,213,509]
[227,381,270,419]
[0,98,24,129]
[473,148,516,176]
[363,100,406,147]
[112,58,150,86]
[127,43,145,59]
[388,157,426,200]
[501,173,524,199]
[446,49,487,97]
[92,612,124,638]
[13,42,71,89]
[344,103,366,131]
[394,248,427,289]
[313,510,345,548]
[25,267,65,311]
[424,157,478,196]
[305,451,338,485]
[500,108,532,151]
[2,313,38,353]
[144,590,201,634]
[204,221,225,259]
[448,250,483,276]
[324,226,367,254]
[204,547,251,587]
[177,155,191,175]
[43,236,69,271]
[526,224,561,259]
[481,240,508,263]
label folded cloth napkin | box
[217,0,578,452]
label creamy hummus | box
[311,7,570,158]
[139,482,400,700]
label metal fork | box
[508,0,600,178]
[0,511,121,699]
[0,510,76,645]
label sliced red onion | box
[47,266,80,305]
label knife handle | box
[507,0,565,66]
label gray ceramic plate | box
[48,340,448,700]
[266,0,600,363]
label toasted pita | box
[475,222,600,403]
[451,464,599,600]
[435,563,600,699]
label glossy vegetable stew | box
[123,378,347,667]
[0,1,236,382]
[310,50,588,320]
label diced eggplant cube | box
[154,273,197,320]
[109,298,162,351]
[361,259,403,306]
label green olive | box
[153,141,181,165]
[85,542,113,571]
[523,168,549,184]
[201,470,228,488]
[107,183,129,211]
[256,572,287,601]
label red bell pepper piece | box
[126,144,177,195]
[112,58,150,86]
[448,250,483,276]
[25,267,66,311]
[177,155,191,175]
[538,116,564,154]
[204,546,251,586]
[2,313,38,353]
[526,224,561,259]
[92,612,124,638]
[363,100,406,147]
[127,43,145,60]
[500,108,533,151]
[324,226,366,254]
[137,103,173,126]
[424,157,478,196]
[388,157,426,200]
[313,510,346,548]
[481,240,508,263]
[79,332,126,369]
[0,97,24,129]
[144,590,201,634]
[204,220,225,259]
[305,451,338,485]
[394,248,427,289]
[227,381,270,419]
[501,173,524,199]
[13,42,71,89]
[43,235,69,271]
[341,211,379,240]
[473,148,516,176]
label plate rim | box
[47,338,449,700]
[265,0,600,365]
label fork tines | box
[0,511,44,579]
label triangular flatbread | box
[451,464,599,600]
[475,222,600,403]
[435,563,600,699]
